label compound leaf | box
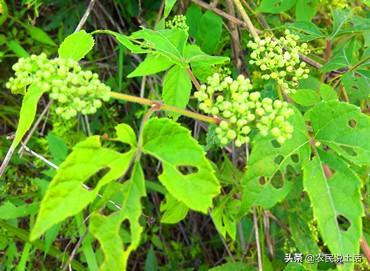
[131,28,187,64]
[143,118,220,213]
[90,162,145,271]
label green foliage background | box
[0,0,369,270]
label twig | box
[209,210,235,261]
[186,67,202,91]
[110,91,221,124]
[298,53,323,69]
[232,0,259,39]
[360,237,370,263]
[226,0,246,72]
[263,211,274,259]
[62,229,88,271]
[0,145,16,178]
[253,208,263,271]
[191,0,247,27]
[75,0,97,32]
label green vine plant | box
[0,1,369,271]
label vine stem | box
[110,91,220,124]
[232,0,259,40]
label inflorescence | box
[6,53,111,120]
[247,30,310,94]
[195,73,294,147]
[165,15,189,32]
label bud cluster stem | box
[110,91,220,124]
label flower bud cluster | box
[320,0,348,9]
[165,15,189,32]
[247,30,310,94]
[6,53,111,120]
[195,73,294,147]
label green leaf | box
[303,153,363,271]
[211,195,240,240]
[90,162,145,271]
[102,30,148,54]
[209,262,254,271]
[330,9,352,39]
[128,54,174,78]
[184,44,229,65]
[341,71,370,104]
[26,25,56,46]
[319,84,337,101]
[47,133,69,164]
[320,40,359,72]
[308,101,370,166]
[12,84,46,149]
[164,0,177,18]
[131,28,187,64]
[143,118,220,213]
[7,40,29,58]
[240,107,310,214]
[288,212,321,256]
[0,201,39,220]
[160,193,189,224]
[30,124,136,241]
[0,0,8,26]
[295,0,316,22]
[290,89,321,106]
[198,11,222,53]
[144,246,158,271]
[58,30,94,61]
[285,22,325,42]
[256,0,297,14]
[284,263,305,271]
[162,65,192,110]
[185,4,202,38]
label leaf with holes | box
[90,162,145,271]
[303,151,363,271]
[240,106,310,214]
[341,71,370,104]
[30,124,136,241]
[308,101,370,166]
[142,118,220,213]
